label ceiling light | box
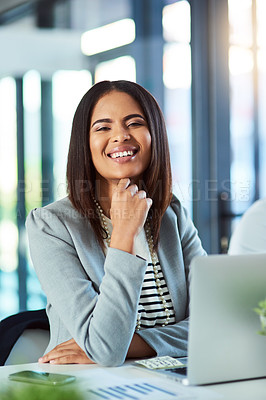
[81,19,135,56]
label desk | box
[1,362,266,400]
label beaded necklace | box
[93,198,172,329]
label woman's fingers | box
[146,197,153,208]
[49,350,94,365]
[116,178,131,191]
[115,179,149,200]
[136,190,146,199]
[38,339,94,365]
[128,184,139,197]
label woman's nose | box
[111,127,130,142]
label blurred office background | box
[0,0,265,319]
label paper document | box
[77,365,222,400]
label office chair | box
[0,309,50,366]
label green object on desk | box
[0,384,86,400]
[254,298,266,336]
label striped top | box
[137,259,176,330]
[102,218,176,331]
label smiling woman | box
[26,80,206,367]
[67,80,172,250]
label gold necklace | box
[94,198,111,246]
[93,197,171,329]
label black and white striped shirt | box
[137,259,176,329]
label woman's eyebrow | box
[91,118,112,128]
[123,113,145,122]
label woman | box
[26,80,206,367]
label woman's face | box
[89,90,152,184]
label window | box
[163,1,192,213]
[228,0,265,218]
[0,77,19,318]
[257,0,266,198]
[52,70,92,199]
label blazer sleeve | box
[137,197,206,357]
[26,207,147,367]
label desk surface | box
[0,362,266,400]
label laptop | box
[153,253,266,385]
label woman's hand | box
[110,178,152,254]
[38,338,95,365]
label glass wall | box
[228,0,266,221]
[24,70,93,313]
[257,0,266,198]
[163,1,192,213]
[52,69,92,199]
[228,0,255,216]
[0,77,18,317]
[23,70,43,310]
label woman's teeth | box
[110,150,134,159]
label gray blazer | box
[26,195,206,366]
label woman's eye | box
[96,126,110,132]
[128,121,143,128]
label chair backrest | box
[5,328,50,365]
[0,309,50,366]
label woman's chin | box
[108,174,142,183]
[95,171,144,186]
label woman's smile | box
[106,145,138,164]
